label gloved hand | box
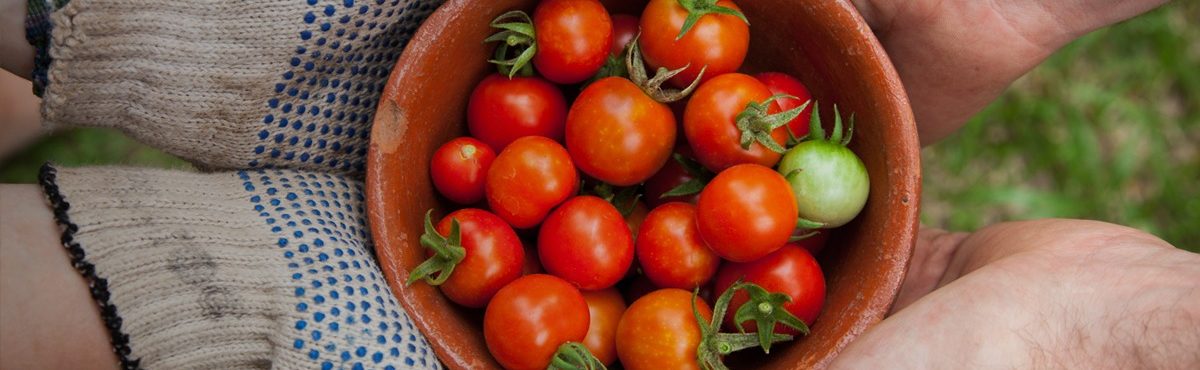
[23,0,449,368]
[39,165,441,370]
[32,0,441,174]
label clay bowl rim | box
[366,0,920,369]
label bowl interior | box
[366,1,920,369]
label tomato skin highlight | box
[755,72,815,139]
[616,288,712,370]
[713,244,826,334]
[430,137,495,205]
[684,73,788,173]
[486,136,579,229]
[533,0,613,84]
[696,164,797,262]
[581,288,627,366]
[639,0,749,88]
[467,74,567,151]
[538,196,635,290]
[484,274,590,370]
[636,202,721,289]
[434,209,525,308]
[567,77,677,186]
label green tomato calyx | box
[675,0,750,41]
[485,10,537,78]
[661,154,714,198]
[548,342,607,370]
[694,280,800,370]
[590,182,642,217]
[406,210,467,286]
[733,283,810,353]
[627,35,706,103]
[736,96,810,154]
[805,102,855,146]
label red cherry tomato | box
[486,136,578,229]
[433,209,524,308]
[755,72,814,139]
[684,73,788,172]
[696,164,797,262]
[616,289,712,370]
[609,14,639,56]
[539,196,634,290]
[636,202,721,289]
[581,288,627,366]
[430,137,495,204]
[484,274,590,370]
[468,74,567,151]
[532,0,612,84]
[566,77,676,186]
[640,0,749,88]
[713,244,826,333]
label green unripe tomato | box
[777,140,869,228]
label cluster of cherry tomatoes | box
[412,0,871,369]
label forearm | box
[1,0,34,79]
[0,184,118,370]
[852,0,1170,146]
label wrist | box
[1,0,34,79]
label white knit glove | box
[39,165,442,370]
[38,0,441,174]
[25,0,449,369]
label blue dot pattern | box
[239,169,441,369]
[252,0,442,173]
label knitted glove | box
[39,164,442,370]
[31,0,442,174]
[26,0,450,368]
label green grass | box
[0,128,190,183]
[2,3,1196,251]
[920,2,1199,251]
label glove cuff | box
[25,0,70,96]
[37,164,440,369]
[39,164,139,369]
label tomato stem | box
[627,35,706,103]
[795,217,826,230]
[694,280,799,370]
[485,10,537,78]
[732,283,810,352]
[803,102,857,146]
[735,96,810,154]
[675,0,750,41]
[548,342,607,370]
[405,210,467,286]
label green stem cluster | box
[675,0,749,40]
[405,210,466,286]
[694,280,809,370]
[736,97,811,154]
[548,342,607,370]
[485,10,537,78]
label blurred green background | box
[1,2,1196,251]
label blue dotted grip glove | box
[36,0,440,174]
[39,165,441,370]
[27,0,449,368]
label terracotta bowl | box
[367,0,920,368]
